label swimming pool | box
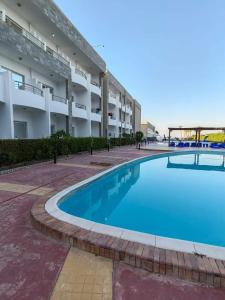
[56,151,225,248]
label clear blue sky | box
[55,0,225,135]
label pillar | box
[66,76,72,136]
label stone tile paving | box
[114,263,225,300]
[0,146,150,300]
[51,248,112,300]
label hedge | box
[0,137,136,167]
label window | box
[14,121,27,139]
[0,66,24,85]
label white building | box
[0,0,140,139]
[106,72,133,138]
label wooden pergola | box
[168,126,225,146]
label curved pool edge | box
[31,150,225,288]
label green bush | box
[0,136,135,167]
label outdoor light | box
[51,33,55,38]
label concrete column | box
[66,77,73,136]
[0,71,14,139]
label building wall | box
[133,100,141,133]
[0,1,141,140]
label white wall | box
[72,118,90,137]
[50,113,67,133]
[91,121,100,137]
[13,106,50,138]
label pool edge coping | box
[31,150,225,288]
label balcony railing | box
[91,80,100,87]
[91,108,101,114]
[52,95,67,104]
[3,15,70,67]
[109,92,116,99]
[14,81,43,97]
[75,69,87,80]
[46,47,70,66]
[75,103,86,110]
[22,29,45,50]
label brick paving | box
[113,263,225,300]
[0,146,150,300]
[1,146,225,299]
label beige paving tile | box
[0,182,53,196]
[92,154,126,160]
[51,248,112,300]
[0,182,35,193]
[28,187,53,196]
[57,163,104,170]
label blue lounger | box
[169,142,175,147]
[219,143,225,148]
[184,142,190,147]
[191,142,197,147]
[177,142,185,147]
[210,143,221,149]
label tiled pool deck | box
[1,146,225,299]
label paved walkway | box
[0,146,149,300]
[114,263,225,300]
[0,146,225,299]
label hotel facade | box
[0,0,141,139]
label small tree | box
[51,130,68,139]
[135,131,143,143]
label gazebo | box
[168,126,225,146]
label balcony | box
[126,123,133,130]
[120,121,126,129]
[108,116,117,126]
[126,105,132,115]
[50,94,68,115]
[108,93,117,106]
[73,102,88,119]
[0,14,71,78]
[91,108,102,122]
[71,67,88,90]
[12,81,45,111]
[121,105,126,112]
[91,81,101,97]
[46,46,70,67]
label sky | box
[55,0,225,135]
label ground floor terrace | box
[1,146,225,300]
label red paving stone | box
[0,146,151,300]
[113,263,225,300]
[0,193,69,300]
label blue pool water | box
[58,151,225,247]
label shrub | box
[0,136,134,167]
